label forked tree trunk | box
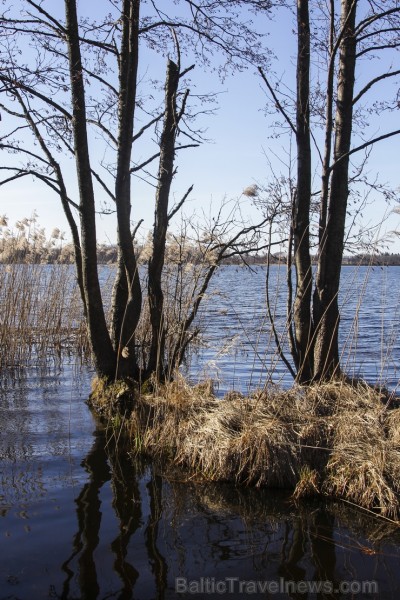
[313,0,357,379]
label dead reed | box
[89,375,400,521]
[0,263,90,369]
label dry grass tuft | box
[387,409,400,447]
[171,396,300,487]
[92,374,400,521]
[292,466,320,500]
[322,413,398,518]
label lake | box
[1,265,400,599]
[190,264,400,394]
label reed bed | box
[0,263,90,369]
[89,375,400,521]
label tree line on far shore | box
[1,217,399,267]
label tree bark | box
[319,0,336,244]
[65,0,116,378]
[111,0,142,378]
[293,0,313,383]
[313,0,357,379]
[147,59,180,379]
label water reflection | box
[51,425,400,600]
[61,428,112,599]
[57,425,169,600]
[2,368,400,599]
[110,444,142,598]
[278,511,337,599]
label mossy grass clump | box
[90,373,400,522]
[89,376,138,418]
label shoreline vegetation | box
[2,221,400,523]
[1,220,400,266]
[89,375,400,524]
[3,248,400,267]
[2,0,400,548]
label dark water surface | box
[1,266,400,599]
[1,366,400,599]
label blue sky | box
[1,1,400,251]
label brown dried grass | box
[0,263,90,369]
[92,374,400,521]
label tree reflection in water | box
[3,367,398,599]
[58,426,400,600]
[61,427,112,599]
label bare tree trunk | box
[147,59,180,379]
[313,0,357,379]
[65,0,116,378]
[319,0,336,244]
[111,248,130,353]
[112,0,142,378]
[293,0,313,383]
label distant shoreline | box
[2,246,400,267]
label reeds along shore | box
[0,263,90,369]
[89,376,400,523]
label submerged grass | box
[89,375,400,522]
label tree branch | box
[132,113,163,142]
[353,69,400,105]
[329,129,400,172]
[258,67,297,135]
[168,184,193,222]
[131,219,144,242]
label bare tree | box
[0,0,272,383]
[259,0,400,382]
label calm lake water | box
[191,265,400,394]
[1,265,400,599]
